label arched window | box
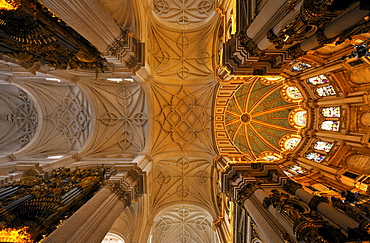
[290,61,312,72]
[102,233,125,243]
[306,152,325,162]
[262,155,279,161]
[321,121,340,131]
[286,86,303,99]
[314,141,334,152]
[288,165,306,174]
[308,75,329,85]
[322,107,340,117]
[258,152,282,162]
[294,110,307,127]
[316,85,336,97]
[284,137,301,150]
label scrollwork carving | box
[283,179,302,195]
[293,219,328,243]
[239,29,264,57]
[105,181,132,206]
[308,195,329,210]
[288,44,307,60]
[236,182,262,205]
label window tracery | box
[308,75,329,85]
[314,141,334,152]
[257,151,282,161]
[290,60,312,72]
[306,152,326,162]
[294,110,307,127]
[315,85,336,97]
[320,121,340,131]
[322,107,340,117]
[262,155,280,161]
[284,137,301,150]
[288,165,307,174]
[286,86,303,100]
[102,232,125,243]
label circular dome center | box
[240,113,251,123]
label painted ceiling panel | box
[225,78,301,158]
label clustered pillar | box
[45,170,140,243]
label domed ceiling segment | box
[148,0,218,84]
[218,78,302,159]
[0,85,38,156]
[152,204,215,243]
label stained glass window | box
[322,107,340,117]
[291,61,312,72]
[283,170,294,177]
[286,87,303,99]
[321,121,340,131]
[284,137,301,150]
[314,141,334,152]
[306,152,325,162]
[288,165,306,174]
[262,155,279,161]
[308,75,329,85]
[316,85,336,97]
[295,110,307,127]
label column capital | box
[283,179,302,195]
[237,182,262,205]
[308,195,329,211]
[104,30,144,71]
[106,167,144,206]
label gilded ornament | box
[283,179,302,194]
[236,182,261,205]
[308,195,329,210]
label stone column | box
[39,0,120,52]
[39,0,143,69]
[239,186,285,243]
[284,180,359,230]
[243,197,284,243]
[45,169,142,243]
